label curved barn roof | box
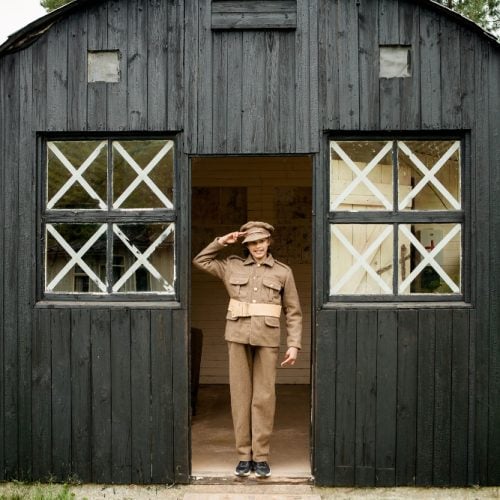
[0,0,498,55]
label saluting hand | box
[218,231,246,245]
[281,347,298,367]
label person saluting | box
[192,221,302,478]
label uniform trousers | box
[227,341,279,462]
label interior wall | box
[191,156,312,384]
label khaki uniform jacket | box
[193,239,302,349]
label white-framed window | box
[43,137,176,298]
[329,138,464,300]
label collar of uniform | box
[243,253,275,267]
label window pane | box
[45,223,107,293]
[112,140,174,209]
[330,141,393,211]
[47,141,108,210]
[398,223,461,294]
[112,223,175,293]
[398,140,461,211]
[330,224,393,295]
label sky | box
[0,0,47,45]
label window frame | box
[326,133,471,304]
[38,133,180,302]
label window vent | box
[88,50,121,83]
[379,45,411,78]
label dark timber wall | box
[0,0,499,486]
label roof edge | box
[0,0,101,55]
[0,0,498,56]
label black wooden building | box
[0,0,499,487]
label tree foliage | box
[40,0,73,12]
[436,0,500,34]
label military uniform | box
[192,225,302,463]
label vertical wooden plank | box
[396,309,417,485]
[242,32,266,153]
[3,54,20,479]
[355,310,377,486]
[131,310,152,483]
[379,0,399,42]
[168,0,184,132]
[473,38,490,486]
[420,9,441,129]
[107,0,128,131]
[264,31,280,152]
[450,309,469,485]
[87,2,108,131]
[358,0,379,130]
[379,0,400,130]
[0,58,4,482]
[147,0,168,130]
[111,308,132,483]
[279,31,296,153]
[31,37,49,483]
[440,19,461,129]
[399,1,421,130]
[172,308,189,483]
[71,309,92,482]
[375,310,397,486]
[337,0,359,130]
[313,311,336,485]
[51,309,72,481]
[197,0,213,152]
[459,29,475,129]
[295,0,310,152]
[416,310,436,485]
[487,46,500,486]
[151,310,174,483]
[127,0,148,130]
[318,0,339,131]
[68,11,88,130]
[227,31,243,153]
[32,310,52,481]
[334,310,357,485]
[91,309,112,482]
[46,21,68,131]
[308,0,319,151]
[18,47,34,480]
[433,309,453,485]
[468,309,476,485]
[184,0,198,152]
[212,31,228,153]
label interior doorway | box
[190,155,312,478]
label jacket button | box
[254,287,258,291]
[252,300,256,303]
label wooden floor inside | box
[191,384,311,480]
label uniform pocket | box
[262,277,282,302]
[229,274,249,297]
[264,316,280,328]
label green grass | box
[0,482,76,500]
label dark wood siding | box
[31,307,176,483]
[314,0,500,486]
[0,0,499,487]
[184,0,318,154]
[314,308,473,486]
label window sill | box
[321,301,472,310]
[35,300,182,309]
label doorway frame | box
[187,153,317,482]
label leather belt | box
[228,298,282,318]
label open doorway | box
[190,156,312,478]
